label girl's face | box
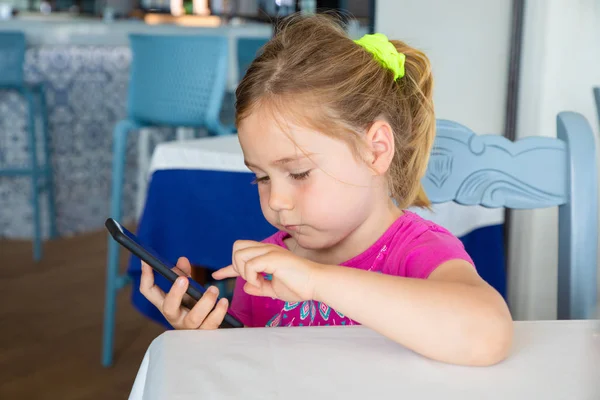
[238,106,380,250]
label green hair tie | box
[354,33,405,81]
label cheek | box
[257,185,274,217]
[316,162,372,198]
[300,172,368,219]
[257,184,269,199]
[301,177,337,202]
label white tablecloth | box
[147,136,504,237]
[129,320,599,400]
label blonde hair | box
[235,14,435,208]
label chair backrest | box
[0,31,26,87]
[423,112,598,319]
[237,37,268,80]
[127,34,228,130]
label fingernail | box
[208,286,218,294]
[178,277,186,286]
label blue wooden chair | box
[0,31,57,261]
[426,112,597,320]
[102,34,234,367]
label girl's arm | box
[312,260,513,366]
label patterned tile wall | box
[0,46,234,239]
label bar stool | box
[102,34,234,367]
[0,31,57,261]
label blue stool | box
[237,37,269,79]
[102,34,235,367]
[0,31,57,261]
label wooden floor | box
[0,229,164,400]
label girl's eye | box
[251,175,270,185]
[290,170,311,181]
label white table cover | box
[129,320,599,400]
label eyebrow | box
[244,154,314,169]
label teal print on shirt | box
[264,249,387,328]
[265,301,347,327]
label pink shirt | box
[229,211,474,328]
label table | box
[127,136,505,328]
[129,320,600,400]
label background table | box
[129,320,599,400]
[127,136,505,328]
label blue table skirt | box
[128,169,505,328]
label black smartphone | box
[105,218,243,328]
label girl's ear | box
[364,120,395,175]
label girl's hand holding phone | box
[139,256,230,330]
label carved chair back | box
[422,113,598,319]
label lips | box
[283,225,302,232]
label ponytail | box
[388,40,435,208]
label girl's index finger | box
[212,265,240,280]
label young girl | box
[140,14,513,366]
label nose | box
[268,181,295,212]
